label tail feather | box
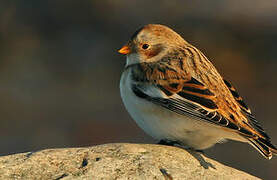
[248,138,277,160]
[257,137,277,154]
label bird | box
[118,24,277,159]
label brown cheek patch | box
[144,46,163,59]
[146,50,159,58]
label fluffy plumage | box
[119,24,277,159]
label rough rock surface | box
[0,143,259,180]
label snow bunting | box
[118,24,277,159]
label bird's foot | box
[157,139,205,154]
[157,139,182,146]
[194,149,205,154]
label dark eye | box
[142,44,149,49]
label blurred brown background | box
[0,0,277,179]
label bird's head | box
[118,24,186,66]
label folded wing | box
[132,76,277,159]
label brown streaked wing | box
[157,77,261,137]
[133,83,251,135]
[223,79,274,138]
[179,77,217,110]
[242,110,270,139]
[132,82,260,139]
[158,77,217,110]
[177,91,218,110]
[223,79,251,113]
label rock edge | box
[0,143,260,180]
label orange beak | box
[118,45,131,55]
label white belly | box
[120,70,247,150]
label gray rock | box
[0,143,259,180]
